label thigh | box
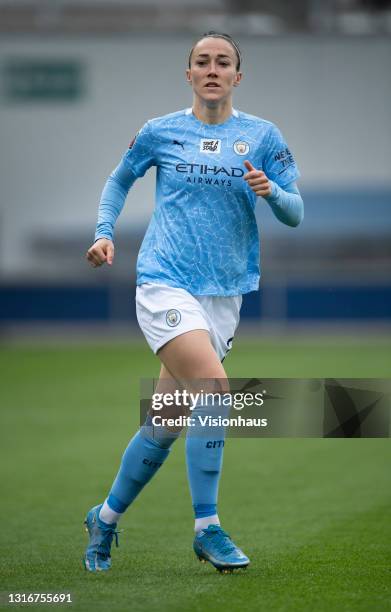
[157,330,228,394]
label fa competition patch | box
[128,130,140,149]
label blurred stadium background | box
[0,0,390,340]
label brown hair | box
[188,31,242,71]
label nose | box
[207,62,218,76]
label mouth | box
[205,83,220,88]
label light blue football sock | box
[186,399,231,520]
[106,416,180,514]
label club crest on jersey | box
[233,140,250,155]
[200,139,221,154]
[166,309,181,327]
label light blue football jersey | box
[99,108,300,296]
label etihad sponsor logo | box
[175,163,244,177]
[200,138,221,153]
[175,163,244,186]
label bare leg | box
[158,330,230,531]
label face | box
[186,37,242,105]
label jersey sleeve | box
[264,180,304,227]
[262,124,300,188]
[94,121,156,242]
[123,120,156,178]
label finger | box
[87,247,105,265]
[254,186,272,196]
[244,160,256,172]
[244,170,265,181]
[86,251,101,267]
[106,243,115,266]
[248,176,269,187]
[94,246,108,264]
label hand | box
[86,238,114,268]
[243,160,272,197]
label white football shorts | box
[135,283,242,361]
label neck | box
[192,96,233,125]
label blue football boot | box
[83,504,120,572]
[193,525,250,573]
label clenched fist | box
[243,160,272,197]
[86,238,114,268]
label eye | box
[196,61,206,66]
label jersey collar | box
[185,107,239,126]
[185,107,238,116]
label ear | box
[233,71,242,87]
[186,68,192,84]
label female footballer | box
[84,31,304,573]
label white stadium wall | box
[0,35,390,276]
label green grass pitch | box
[1,338,390,611]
